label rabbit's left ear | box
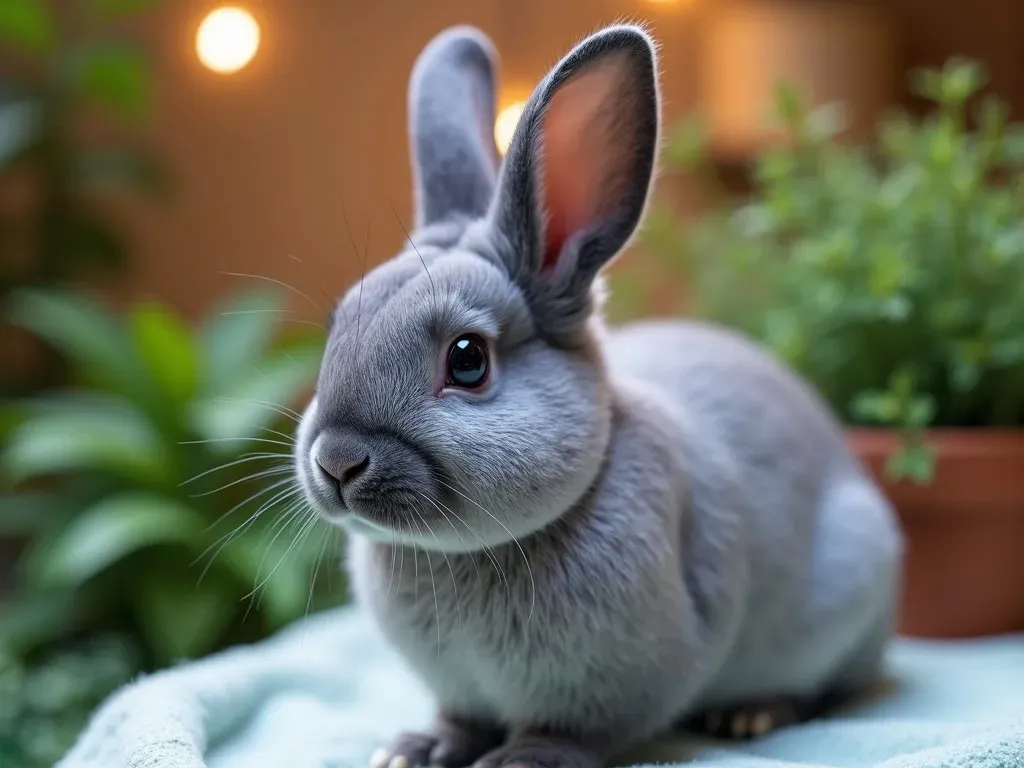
[408,26,500,231]
[486,25,660,340]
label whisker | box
[327,525,342,596]
[408,512,441,655]
[220,309,311,317]
[220,270,323,313]
[209,396,302,423]
[241,498,311,616]
[186,465,292,499]
[218,310,325,331]
[418,491,482,586]
[424,470,508,584]
[247,506,321,616]
[254,505,320,605]
[275,318,329,330]
[386,528,398,604]
[421,490,505,590]
[397,531,406,597]
[179,436,295,449]
[178,451,290,487]
[193,481,302,579]
[390,203,438,314]
[306,516,332,619]
[200,474,297,537]
[412,522,420,604]
[255,425,298,444]
[286,254,337,311]
[338,196,368,355]
[411,503,461,631]
[434,478,536,623]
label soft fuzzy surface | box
[57,606,1024,768]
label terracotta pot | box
[847,428,1024,638]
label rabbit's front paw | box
[372,715,504,768]
[472,733,601,768]
[695,698,802,740]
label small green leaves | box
[71,44,153,120]
[0,0,54,53]
[885,440,936,485]
[2,396,172,486]
[5,286,328,678]
[130,301,200,406]
[639,55,1024,484]
[25,493,204,589]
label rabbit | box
[292,22,904,768]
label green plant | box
[0,286,337,673]
[0,635,137,768]
[622,58,1024,484]
[0,0,165,392]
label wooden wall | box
[107,0,1024,318]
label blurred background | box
[1,1,1023,765]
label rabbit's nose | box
[315,453,370,488]
[312,429,372,491]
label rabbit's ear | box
[487,25,659,341]
[408,26,500,231]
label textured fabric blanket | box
[57,606,1024,768]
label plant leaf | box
[200,287,284,394]
[0,591,75,656]
[72,43,152,120]
[133,576,234,663]
[0,492,68,535]
[1,395,172,485]
[885,442,936,485]
[26,492,206,589]
[87,0,160,18]
[129,301,199,406]
[222,533,321,631]
[192,348,318,446]
[0,0,53,53]
[6,289,150,397]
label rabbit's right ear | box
[408,27,500,231]
[484,25,659,346]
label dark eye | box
[446,334,489,389]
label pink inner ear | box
[539,59,628,270]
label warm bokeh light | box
[196,6,260,74]
[494,101,526,156]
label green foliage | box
[0,287,336,676]
[620,58,1024,483]
[0,635,137,768]
[0,0,166,394]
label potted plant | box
[617,58,1024,639]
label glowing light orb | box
[494,101,526,156]
[196,7,260,74]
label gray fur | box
[409,26,499,232]
[294,23,903,768]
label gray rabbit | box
[293,22,903,768]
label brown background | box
[116,0,1024,319]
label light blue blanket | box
[57,606,1024,768]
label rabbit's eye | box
[446,334,489,389]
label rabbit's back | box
[605,318,853,491]
[604,318,902,706]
